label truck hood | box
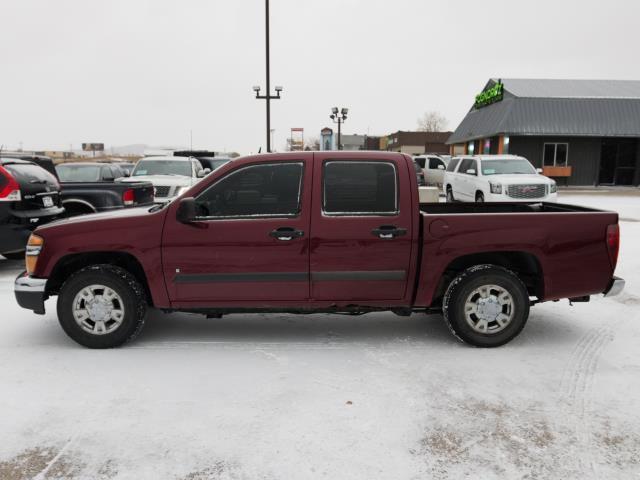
[118,175,194,187]
[484,174,553,185]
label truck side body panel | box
[415,210,617,306]
[33,208,171,307]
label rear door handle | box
[371,225,407,239]
[269,227,304,241]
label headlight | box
[549,182,557,194]
[490,183,502,194]
[25,234,44,275]
[175,187,187,197]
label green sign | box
[474,81,504,109]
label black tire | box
[57,265,147,348]
[446,187,455,203]
[443,265,529,347]
[475,192,485,202]
[1,251,25,260]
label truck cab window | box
[323,161,397,215]
[194,162,303,218]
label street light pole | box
[330,107,348,150]
[265,0,270,153]
[253,0,282,153]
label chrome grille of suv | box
[506,184,547,199]
[154,186,172,198]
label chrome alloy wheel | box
[463,284,514,334]
[72,284,125,335]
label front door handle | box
[269,227,304,241]
[371,225,407,239]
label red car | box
[15,151,624,348]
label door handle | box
[371,225,407,239]
[269,227,304,241]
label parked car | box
[119,156,209,202]
[1,157,64,259]
[414,154,448,186]
[55,162,154,217]
[15,151,623,349]
[444,155,558,203]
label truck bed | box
[416,201,618,307]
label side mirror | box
[536,168,543,174]
[466,169,476,175]
[437,164,445,170]
[176,197,197,223]
[197,169,210,178]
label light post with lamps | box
[252,0,282,153]
[330,107,348,150]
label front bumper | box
[14,272,48,315]
[485,192,558,203]
[603,276,625,297]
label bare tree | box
[417,111,448,132]
[304,136,320,151]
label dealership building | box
[447,79,640,186]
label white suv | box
[119,156,209,202]
[443,155,558,203]
[413,155,448,186]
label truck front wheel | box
[443,265,529,347]
[57,265,147,348]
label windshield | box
[56,165,100,182]
[133,160,191,177]
[481,159,536,176]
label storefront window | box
[543,143,569,166]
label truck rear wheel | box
[443,265,529,347]
[57,265,147,348]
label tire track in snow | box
[559,324,616,478]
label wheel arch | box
[61,198,97,215]
[46,251,153,306]
[432,250,544,305]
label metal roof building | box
[448,79,640,186]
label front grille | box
[506,184,547,199]
[154,186,172,198]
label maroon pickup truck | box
[14,151,624,348]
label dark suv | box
[0,157,64,259]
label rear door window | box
[446,158,461,172]
[429,157,445,170]
[323,161,397,215]
[195,162,304,218]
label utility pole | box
[253,0,282,153]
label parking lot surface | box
[1,193,639,479]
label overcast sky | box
[1,0,638,154]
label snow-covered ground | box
[1,193,639,480]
